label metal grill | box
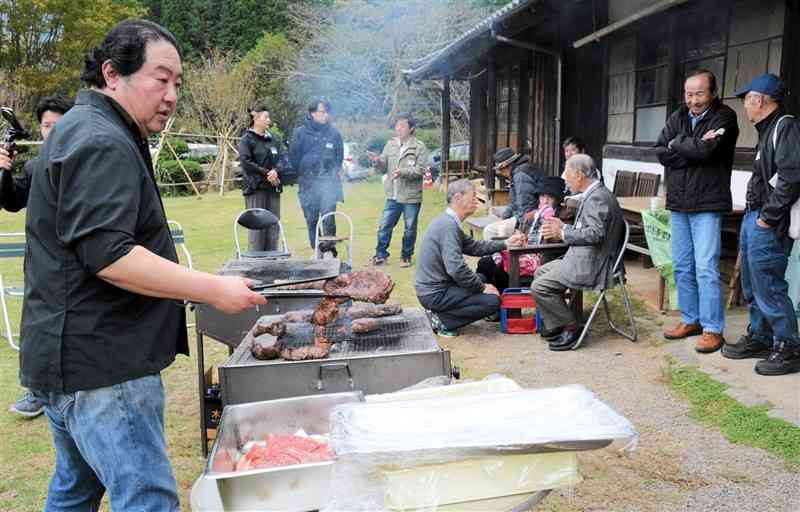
[229,309,440,366]
[219,258,341,287]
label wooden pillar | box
[441,76,451,190]
[486,53,498,204]
[517,59,530,157]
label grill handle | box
[317,362,355,391]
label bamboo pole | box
[164,139,203,199]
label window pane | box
[638,34,670,68]
[635,106,666,143]
[607,113,634,143]
[768,38,782,75]
[608,72,635,114]
[724,41,769,97]
[609,36,636,75]
[681,13,726,60]
[636,67,669,106]
[729,0,784,46]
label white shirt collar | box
[445,208,461,227]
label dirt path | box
[438,319,800,512]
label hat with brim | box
[537,176,566,202]
[492,147,521,171]
[734,73,787,102]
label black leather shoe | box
[548,329,580,351]
[721,334,772,360]
[754,342,800,376]
[539,326,563,339]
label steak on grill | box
[312,297,340,325]
[351,318,379,333]
[251,334,283,360]
[283,310,313,323]
[345,303,402,318]
[280,345,330,361]
[253,317,286,337]
[323,270,394,304]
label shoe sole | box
[721,347,772,360]
[9,407,44,418]
[664,331,703,340]
[695,344,722,354]
[549,342,577,351]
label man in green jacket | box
[367,113,430,267]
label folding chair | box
[572,219,638,349]
[314,211,354,269]
[0,232,26,351]
[233,208,290,260]
[168,220,193,270]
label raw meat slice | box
[323,270,394,303]
[235,434,335,471]
[251,334,283,360]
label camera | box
[1,107,31,153]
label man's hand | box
[367,150,380,164]
[540,218,564,241]
[701,130,718,141]
[756,217,772,230]
[0,147,14,172]
[211,276,267,314]
[505,232,525,248]
[266,169,280,186]
[483,283,500,296]
[392,168,401,179]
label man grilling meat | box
[415,179,524,337]
[19,20,265,511]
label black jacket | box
[500,157,544,225]
[289,119,343,187]
[747,107,800,240]
[655,98,740,213]
[238,129,281,195]
[0,157,33,212]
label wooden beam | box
[441,76,451,190]
[487,53,497,203]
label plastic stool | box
[500,288,537,334]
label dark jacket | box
[238,129,281,196]
[20,90,188,393]
[0,158,33,212]
[500,159,544,225]
[746,107,800,240]
[289,119,344,198]
[655,98,739,213]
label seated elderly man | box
[483,148,543,240]
[531,154,624,351]
[416,179,524,337]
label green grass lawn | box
[0,179,448,511]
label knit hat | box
[537,176,566,201]
[492,147,522,170]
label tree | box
[0,0,145,107]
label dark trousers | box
[418,286,501,330]
[531,260,576,330]
[476,256,510,293]
[299,185,337,249]
[740,210,799,346]
[244,189,281,251]
[375,199,421,260]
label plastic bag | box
[785,240,800,316]
[323,384,637,511]
[641,208,679,310]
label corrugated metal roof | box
[403,0,540,81]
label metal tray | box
[204,391,364,512]
[219,258,340,287]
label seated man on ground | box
[477,175,566,292]
[531,154,624,351]
[483,147,543,240]
[416,179,524,337]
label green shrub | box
[158,137,190,164]
[157,159,205,196]
[415,128,440,152]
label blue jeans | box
[671,211,724,333]
[33,374,179,512]
[740,210,799,346]
[375,199,421,260]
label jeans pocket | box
[51,392,76,417]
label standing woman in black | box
[238,105,282,251]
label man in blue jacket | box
[289,99,344,252]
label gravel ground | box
[438,318,800,512]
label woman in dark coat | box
[238,105,282,251]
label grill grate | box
[229,309,440,366]
[219,258,340,287]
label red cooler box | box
[500,288,537,334]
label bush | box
[158,137,190,164]
[157,159,205,196]
[360,130,394,168]
[415,128,440,152]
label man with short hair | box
[531,154,624,351]
[0,95,72,418]
[483,147,543,240]
[367,113,429,267]
[656,69,739,353]
[19,20,266,510]
[289,99,344,252]
[721,74,800,376]
[416,179,524,337]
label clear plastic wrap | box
[323,384,637,512]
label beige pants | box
[483,217,517,240]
